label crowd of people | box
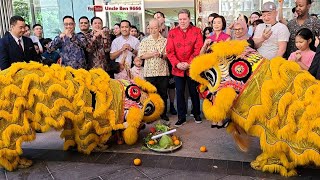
[1,0,320,128]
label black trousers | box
[174,75,200,120]
[145,76,169,116]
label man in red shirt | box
[166,9,204,127]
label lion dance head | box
[190,41,264,126]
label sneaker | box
[174,118,186,127]
[170,106,177,115]
[194,115,202,124]
[160,115,169,121]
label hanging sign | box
[88,5,142,12]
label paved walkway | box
[22,117,261,162]
[1,108,319,179]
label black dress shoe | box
[161,115,169,121]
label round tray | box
[146,142,182,152]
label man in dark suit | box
[0,16,37,70]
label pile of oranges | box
[148,135,181,146]
[172,135,180,146]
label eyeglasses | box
[64,23,75,26]
[80,22,88,24]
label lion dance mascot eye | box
[190,40,320,177]
[0,62,164,171]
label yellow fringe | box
[0,61,164,171]
[190,40,320,177]
[202,87,237,123]
[133,77,157,93]
[142,93,164,123]
[123,107,143,145]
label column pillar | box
[0,0,13,37]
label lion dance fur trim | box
[0,62,164,171]
[190,40,320,176]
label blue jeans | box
[174,75,200,120]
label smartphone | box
[265,24,272,31]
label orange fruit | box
[200,146,207,152]
[133,158,141,166]
[171,135,178,141]
[174,139,180,146]
[148,140,155,145]
[117,139,124,145]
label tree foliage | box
[13,0,31,24]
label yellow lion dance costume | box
[190,40,320,177]
[0,62,163,171]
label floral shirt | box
[48,33,92,69]
[138,35,169,77]
[286,16,320,57]
[85,30,111,71]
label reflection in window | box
[13,0,32,25]
[13,0,94,39]
[110,12,142,30]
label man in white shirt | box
[110,20,140,79]
[253,2,290,60]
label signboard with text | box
[88,5,142,12]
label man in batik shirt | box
[48,16,93,69]
[86,17,111,71]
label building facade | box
[0,0,320,38]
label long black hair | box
[202,27,213,42]
[296,28,316,52]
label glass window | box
[109,12,143,30]
[13,0,94,39]
[273,0,296,21]
[13,0,32,25]
[310,0,320,15]
[219,0,261,23]
[33,0,61,39]
[36,0,94,38]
